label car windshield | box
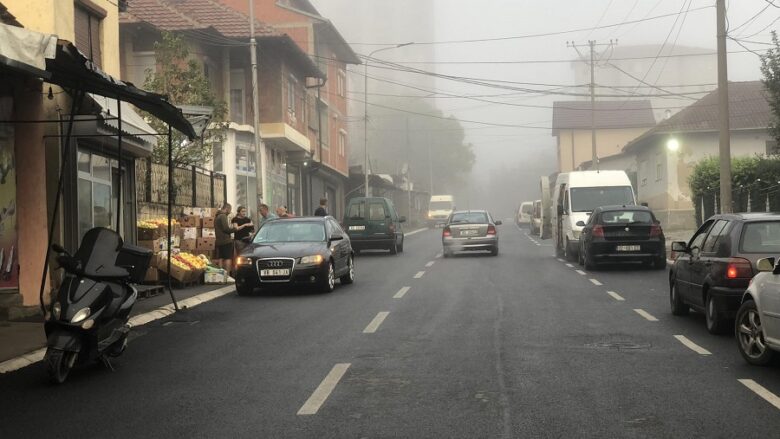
[570,187,635,212]
[521,204,533,214]
[600,210,654,225]
[741,221,780,253]
[253,222,326,243]
[430,201,453,210]
[450,212,488,224]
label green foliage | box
[143,32,227,167]
[761,31,780,145]
[689,155,780,199]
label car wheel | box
[389,240,398,255]
[584,248,596,271]
[669,281,689,316]
[736,300,775,366]
[578,244,584,266]
[443,248,452,258]
[490,246,499,256]
[654,257,667,270]
[398,238,404,253]
[321,261,336,293]
[564,238,577,262]
[705,294,728,334]
[340,256,355,285]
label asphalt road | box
[2,225,780,438]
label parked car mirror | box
[576,221,586,227]
[671,241,688,253]
[757,258,775,273]
[495,220,503,226]
[399,216,406,223]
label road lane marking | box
[606,291,625,301]
[363,312,390,333]
[405,228,428,237]
[414,271,425,278]
[565,263,574,268]
[575,269,586,275]
[435,253,442,259]
[426,261,435,267]
[589,279,603,286]
[557,258,565,262]
[738,379,780,411]
[673,335,712,355]
[393,286,411,299]
[297,363,351,415]
[633,309,658,322]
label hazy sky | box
[313,0,777,215]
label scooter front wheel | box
[45,348,76,384]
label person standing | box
[231,206,254,255]
[314,198,328,217]
[215,203,250,273]
[258,203,277,226]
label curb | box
[0,284,236,374]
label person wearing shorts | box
[215,203,251,273]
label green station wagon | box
[343,197,405,254]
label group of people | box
[210,198,329,273]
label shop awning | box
[0,22,57,79]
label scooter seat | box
[84,265,130,280]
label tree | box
[143,32,227,166]
[761,31,780,146]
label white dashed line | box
[739,379,780,411]
[414,271,425,279]
[575,269,586,276]
[606,291,625,301]
[633,308,658,322]
[589,279,603,286]
[435,253,443,259]
[297,363,351,415]
[393,286,411,299]
[363,311,390,334]
[673,335,712,355]
[557,258,565,263]
[405,228,428,236]
[565,263,574,268]
[426,261,435,267]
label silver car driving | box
[442,210,501,257]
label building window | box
[339,131,346,157]
[337,70,346,97]
[230,70,246,125]
[77,150,119,240]
[235,142,256,174]
[212,144,223,172]
[74,3,104,68]
[287,76,297,116]
[767,140,779,155]
[639,160,647,186]
[656,163,662,181]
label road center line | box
[414,271,425,278]
[738,379,780,411]
[589,279,603,286]
[297,363,351,416]
[575,269,586,276]
[363,311,390,333]
[557,258,565,263]
[393,286,411,299]
[405,228,428,236]
[435,253,443,259]
[633,308,659,322]
[673,335,712,355]
[606,291,625,301]
[426,261,435,267]
[565,263,574,268]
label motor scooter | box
[44,227,152,384]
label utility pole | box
[427,131,434,194]
[716,0,732,213]
[249,0,263,216]
[406,116,412,223]
[567,40,616,172]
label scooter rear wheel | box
[45,348,76,384]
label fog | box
[313,0,773,219]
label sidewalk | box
[0,283,233,365]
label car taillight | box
[650,224,663,237]
[443,227,451,237]
[727,257,753,279]
[592,225,604,238]
[487,225,497,235]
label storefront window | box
[77,149,123,240]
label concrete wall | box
[556,127,651,172]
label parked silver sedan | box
[736,257,780,365]
[442,210,501,257]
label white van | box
[428,195,455,227]
[517,201,534,228]
[551,170,636,261]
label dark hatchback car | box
[442,210,501,257]
[234,217,354,295]
[343,197,405,254]
[670,213,780,334]
[577,205,666,270]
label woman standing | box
[231,206,254,255]
[215,203,250,274]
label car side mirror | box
[757,257,775,273]
[495,220,502,226]
[330,234,344,242]
[671,241,688,253]
[640,202,649,207]
[399,216,406,223]
[576,221,586,227]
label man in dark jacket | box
[314,198,328,217]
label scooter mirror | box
[51,243,67,254]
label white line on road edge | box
[435,253,443,259]
[565,263,574,268]
[405,228,428,237]
[607,291,625,301]
[297,363,351,415]
[557,258,565,263]
[673,335,712,355]
[414,271,425,279]
[393,286,411,299]
[426,261,435,267]
[738,379,780,411]
[363,312,390,333]
[0,285,236,374]
[575,269,587,276]
[589,279,603,286]
[633,308,659,322]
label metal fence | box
[136,158,226,208]
[695,186,780,225]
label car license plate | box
[260,269,290,277]
[349,225,365,231]
[616,245,641,252]
[461,230,478,236]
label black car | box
[577,205,666,270]
[670,213,780,334]
[234,217,355,295]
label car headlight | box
[70,307,91,324]
[236,256,252,266]
[52,302,61,320]
[300,255,324,265]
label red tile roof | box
[552,100,656,134]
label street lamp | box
[666,138,680,152]
[364,42,414,197]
